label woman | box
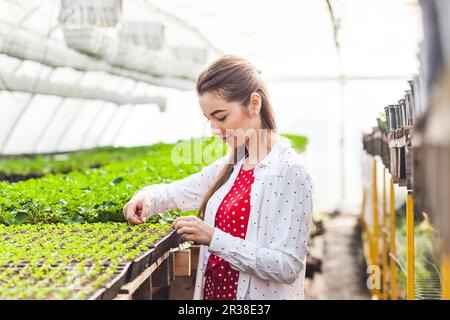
[123,55,314,300]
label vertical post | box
[361,188,366,222]
[389,178,397,300]
[442,253,450,300]
[406,193,415,300]
[361,187,368,240]
[133,277,152,300]
[382,168,388,300]
[372,159,379,298]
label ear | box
[248,92,262,116]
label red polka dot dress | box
[203,166,255,300]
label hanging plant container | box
[120,22,165,50]
[59,0,122,27]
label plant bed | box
[0,223,171,299]
[0,144,170,178]
[0,134,305,179]
[0,263,118,300]
[0,138,225,225]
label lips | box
[220,134,235,142]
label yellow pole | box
[382,169,388,300]
[372,159,379,298]
[361,187,366,228]
[389,178,397,300]
[406,193,415,300]
[442,253,450,300]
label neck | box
[244,129,278,166]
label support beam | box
[0,22,195,90]
[406,192,415,300]
[32,97,66,154]
[79,79,130,150]
[0,94,34,153]
[78,101,109,150]
[372,158,379,298]
[382,168,388,300]
[110,104,135,146]
[54,100,88,152]
[32,72,88,154]
[442,253,450,300]
[389,177,397,300]
[0,72,166,107]
[95,105,120,147]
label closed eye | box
[218,116,227,122]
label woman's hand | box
[172,216,215,246]
[123,191,151,224]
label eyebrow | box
[204,109,227,118]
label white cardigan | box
[141,136,314,299]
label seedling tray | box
[151,229,181,262]
[126,248,155,283]
[87,287,106,300]
[93,262,131,300]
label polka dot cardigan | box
[139,136,314,300]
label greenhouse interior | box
[0,0,449,302]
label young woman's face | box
[199,91,262,147]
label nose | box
[210,125,224,138]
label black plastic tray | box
[101,262,132,300]
[151,229,182,262]
[87,287,106,300]
[126,248,155,283]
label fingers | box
[172,220,192,231]
[125,201,143,224]
[180,233,194,242]
[171,216,213,245]
[172,217,201,243]
[176,226,195,236]
[129,213,143,225]
[122,203,128,219]
[172,215,197,229]
[140,202,151,222]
